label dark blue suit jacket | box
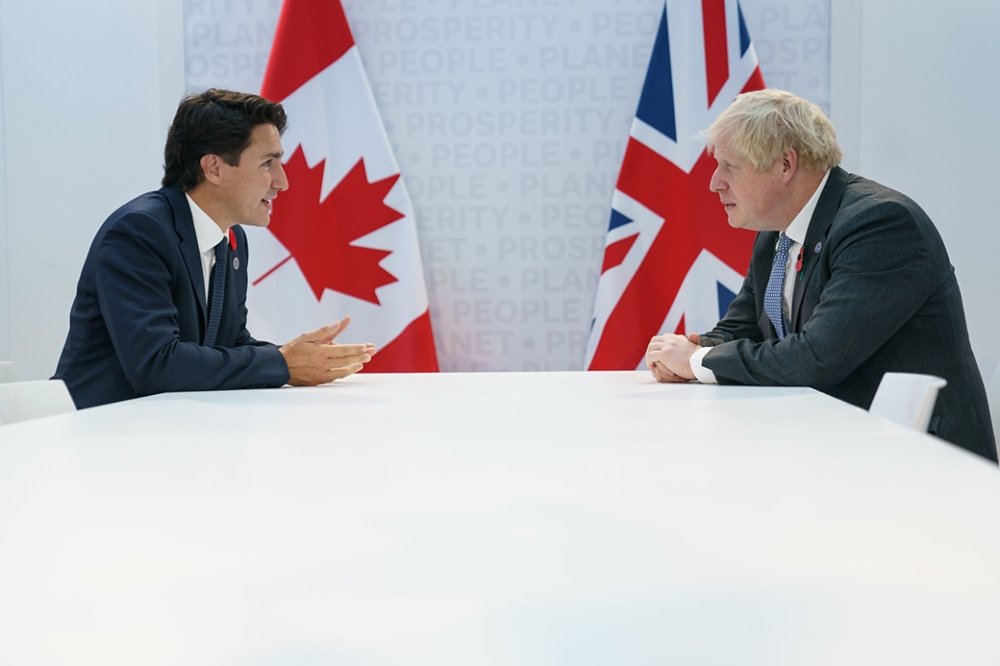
[54,186,289,408]
[701,167,996,462]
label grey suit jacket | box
[701,167,996,462]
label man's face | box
[215,123,288,229]
[708,135,787,232]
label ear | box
[780,148,798,182]
[200,154,224,186]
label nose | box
[273,161,289,192]
[709,167,725,193]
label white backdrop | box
[0,0,997,385]
[184,0,830,371]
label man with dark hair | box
[54,89,375,409]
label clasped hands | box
[279,315,377,386]
[645,332,701,383]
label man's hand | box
[645,332,700,383]
[279,316,376,386]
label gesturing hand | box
[279,315,377,386]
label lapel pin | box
[232,257,240,271]
[813,241,822,254]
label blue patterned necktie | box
[764,233,792,340]
[204,239,228,346]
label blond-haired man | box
[646,89,995,462]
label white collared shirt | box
[691,170,832,384]
[185,194,228,302]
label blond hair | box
[704,89,842,172]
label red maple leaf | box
[262,147,403,304]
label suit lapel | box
[790,167,849,332]
[164,186,209,317]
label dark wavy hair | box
[162,89,288,190]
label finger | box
[686,332,701,345]
[326,362,364,381]
[352,343,378,357]
[653,360,684,383]
[320,343,374,359]
[650,363,671,383]
[298,321,343,344]
[330,352,373,367]
[326,314,351,342]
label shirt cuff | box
[690,346,718,384]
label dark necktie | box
[204,239,228,346]
[764,233,792,340]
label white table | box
[1,371,999,664]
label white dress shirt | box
[185,194,228,302]
[690,170,831,384]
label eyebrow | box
[713,150,734,164]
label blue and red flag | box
[586,0,764,370]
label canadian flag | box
[248,0,438,372]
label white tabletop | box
[1,371,999,664]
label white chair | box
[0,379,77,426]
[988,363,1000,447]
[0,361,14,384]
[868,372,947,433]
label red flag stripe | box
[601,234,639,274]
[261,0,355,103]
[363,310,439,373]
[702,0,729,107]
[615,137,672,218]
[742,67,766,94]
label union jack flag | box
[585,0,764,370]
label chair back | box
[868,372,947,432]
[0,379,77,426]
[988,363,1000,447]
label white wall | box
[0,0,997,381]
[0,0,185,381]
[831,0,1000,379]
[0,5,8,372]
